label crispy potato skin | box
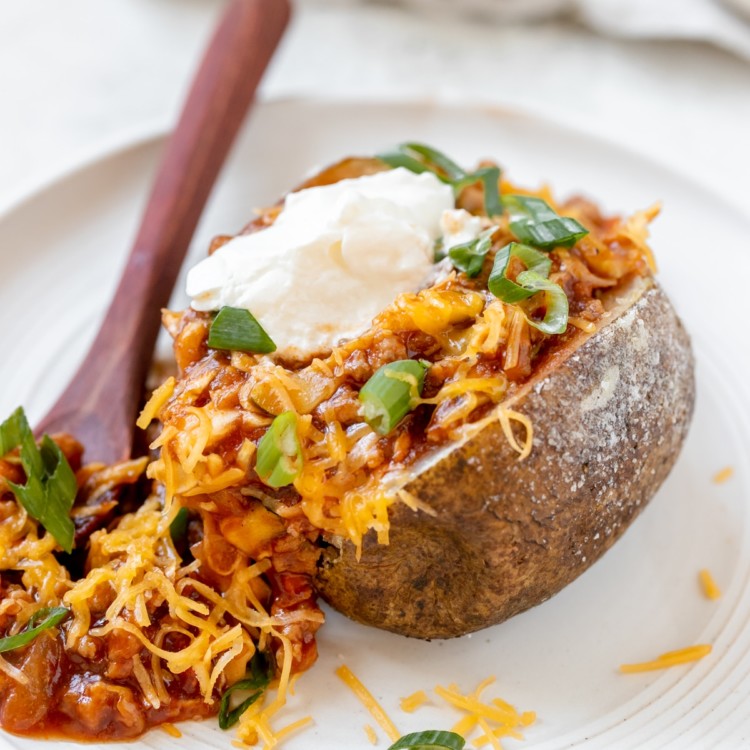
[315,280,695,639]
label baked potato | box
[316,274,694,638]
[0,143,696,745]
[160,144,695,646]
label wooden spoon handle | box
[37,0,290,463]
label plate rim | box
[2,96,748,232]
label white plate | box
[1,99,749,749]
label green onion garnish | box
[1,407,76,553]
[448,228,495,278]
[255,411,303,488]
[473,166,503,218]
[0,606,70,654]
[359,360,428,436]
[218,651,272,730]
[169,506,189,545]
[207,306,276,354]
[387,730,466,750]
[0,406,27,457]
[377,144,589,250]
[488,242,551,303]
[503,194,588,249]
[513,271,569,334]
[489,242,569,334]
[397,143,466,181]
[378,143,502,218]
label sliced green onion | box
[377,148,438,178]
[454,165,502,218]
[489,242,569,334]
[514,270,569,334]
[387,730,466,750]
[1,407,76,553]
[476,166,503,218]
[377,143,502,217]
[503,194,588,248]
[488,242,552,303]
[218,651,272,730]
[207,306,276,354]
[255,411,303,488]
[398,142,466,181]
[169,506,189,545]
[0,407,28,458]
[0,606,70,654]
[448,228,495,278]
[359,360,428,436]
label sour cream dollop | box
[186,168,455,359]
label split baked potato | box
[316,274,694,638]
[3,144,699,746]
[158,144,695,646]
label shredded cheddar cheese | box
[619,644,712,673]
[364,724,379,745]
[161,723,182,738]
[434,676,535,745]
[699,569,722,600]
[137,376,176,430]
[713,466,734,484]
[400,689,429,713]
[335,664,400,742]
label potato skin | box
[315,280,695,639]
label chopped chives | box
[207,306,276,354]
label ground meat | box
[316,384,361,426]
[267,571,321,674]
[165,309,211,373]
[58,674,146,738]
[104,630,142,680]
[342,332,407,385]
[0,635,62,732]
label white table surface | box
[1,0,749,221]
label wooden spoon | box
[36,0,290,464]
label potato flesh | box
[315,278,695,639]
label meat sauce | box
[0,158,652,742]
[0,441,321,740]
[0,556,319,740]
[0,627,214,739]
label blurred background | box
[1,0,749,215]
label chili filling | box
[0,154,656,742]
